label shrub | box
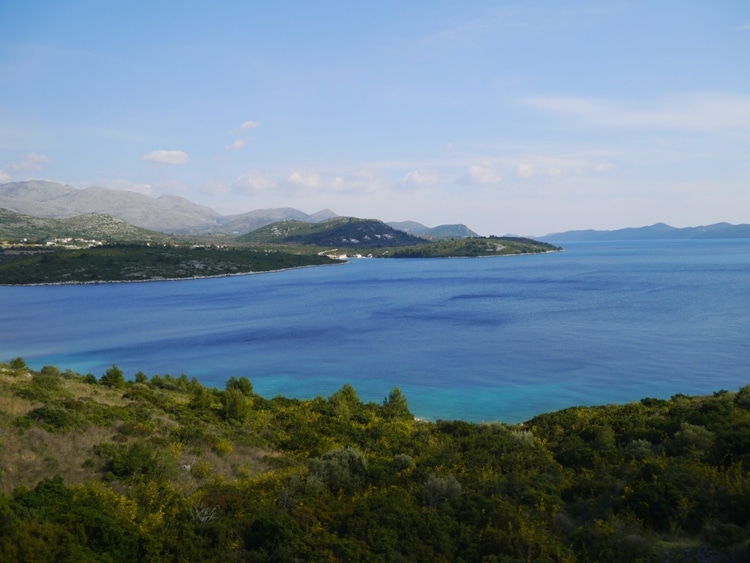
[423,474,462,508]
[625,439,653,460]
[392,453,415,472]
[94,441,161,479]
[309,446,368,493]
[17,406,74,431]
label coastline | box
[0,248,561,287]
[1,260,348,288]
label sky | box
[1,1,749,236]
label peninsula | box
[0,210,560,285]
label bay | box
[1,239,748,423]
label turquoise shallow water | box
[1,239,748,422]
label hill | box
[0,208,173,244]
[0,357,748,561]
[387,220,478,240]
[0,181,221,233]
[238,217,427,248]
[0,180,480,238]
[379,236,561,258]
[544,222,750,241]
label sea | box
[1,239,748,423]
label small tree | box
[225,375,253,397]
[100,364,126,389]
[221,389,250,423]
[735,384,750,410]
[382,387,412,420]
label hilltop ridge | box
[0,180,477,238]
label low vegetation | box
[0,244,340,285]
[376,236,561,258]
[1,357,748,561]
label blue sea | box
[1,239,748,423]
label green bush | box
[94,441,161,479]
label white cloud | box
[142,150,189,164]
[0,170,11,183]
[233,169,276,193]
[7,152,52,173]
[454,162,502,186]
[516,162,562,178]
[519,93,750,130]
[399,169,438,188]
[225,138,248,151]
[467,163,502,184]
[287,169,322,189]
[230,120,261,134]
[328,169,381,193]
[515,155,589,179]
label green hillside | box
[377,236,561,257]
[387,221,479,240]
[0,244,339,285]
[0,357,748,561]
[237,217,427,247]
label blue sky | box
[1,1,749,235]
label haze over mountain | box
[0,208,172,243]
[0,181,476,239]
[0,181,220,233]
[0,181,344,235]
[543,222,750,241]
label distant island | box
[543,222,750,241]
[0,209,560,285]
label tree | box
[225,375,253,397]
[100,364,125,389]
[9,357,26,370]
[221,389,250,423]
[382,387,411,420]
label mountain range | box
[543,222,750,241]
[0,181,475,239]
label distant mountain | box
[238,217,427,248]
[543,222,750,241]
[0,181,341,235]
[0,180,480,238]
[0,208,172,243]
[387,221,478,240]
[0,181,219,233]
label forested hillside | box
[1,358,748,561]
[238,217,426,247]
